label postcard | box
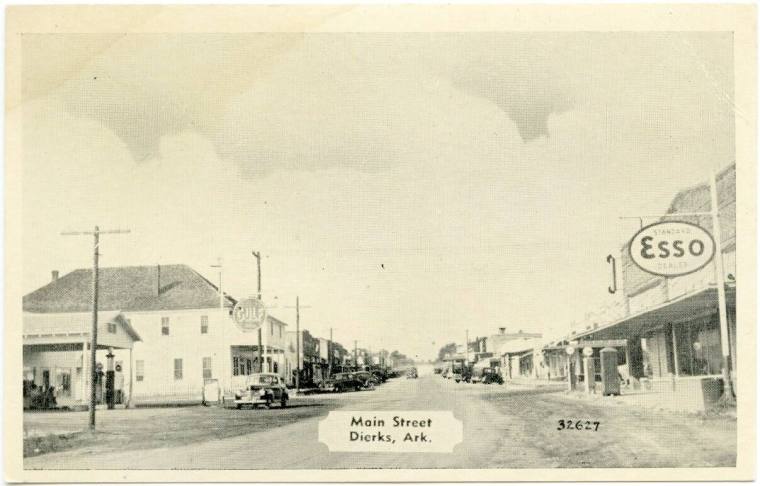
[4,4,756,482]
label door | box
[41,369,50,389]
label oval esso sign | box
[629,221,716,277]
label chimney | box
[155,264,161,296]
[51,270,59,282]
[499,327,506,334]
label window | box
[174,358,183,380]
[232,356,239,376]
[107,322,117,334]
[279,325,282,338]
[161,317,170,336]
[675,317,721,376]
[270,321,274,336]
[135,360,145,381]
[273,361,279,373]
[200,315,209,334]
[202,357,213,380]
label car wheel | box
[281,397,288,408]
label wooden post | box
[710,171,734,401]
[88,228,99,429]
[295,297,300,394]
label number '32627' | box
[557,420,600,431]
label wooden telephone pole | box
[282,297,311,394]
[252,251,264,371]
[61,226,130,430]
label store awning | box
[574,285,735,342]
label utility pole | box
[296,296,300,393]
[62,226,130,430]
[282,297,311,394]
[710,171,734,403]
[252,251,264,372]
[328,327,333,378]
[465,329,469,369]
[210,258,227,395]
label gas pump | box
[105,347,115,409]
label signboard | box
[629,221,716,277]
[564,346,575,356]
[582,347,594,357]
[232,298,267,332]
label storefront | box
[23,311,141,409]
[575,285,736,409]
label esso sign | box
[232,298,267,332]
[629,221,715,277]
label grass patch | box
[24,431,95,458]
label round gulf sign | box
[232,298,267,332]
[564,346,575,356]
[583,347,594,357]
[629,221,716,277]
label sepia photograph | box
[4,4,756,483]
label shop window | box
[174,358,183,380]
[202,357,213,379]
[56,369,72,397]
[200,315,209,334]
[232,357,239,376]
[161,317,170,336]
[273,362,279,373]
[245,359,252,375]
[135,360,145,381]
[674,317,722,376]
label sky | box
[19,32,734,361]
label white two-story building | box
[23,264,291,406]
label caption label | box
[318,411,463,453]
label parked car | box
[482,370,504,385]
[371,370,388,383]
[406,368,418,379]
[321,372,364,393]
[234,373,288,409]
[452,373,462,383]
[442,369,450,379]
[354,371,379,389]
[433,367,443,375]
[461,368,473,383]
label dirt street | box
[24,374,735,469]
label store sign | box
[232,298,267,332]
[629,221,716,277]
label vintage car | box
[233,373,288,409]
[483,370,504,385]
[371,370,388,383]
[406,367,418,379]
[354,371,380,389]
[451,372,463,383]
[320,372,365,393]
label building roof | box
[499,337,542,356]
[23,264,236,313]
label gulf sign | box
[629,221,716,277]
[232,298,267,332]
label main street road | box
[25,372,735,469]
